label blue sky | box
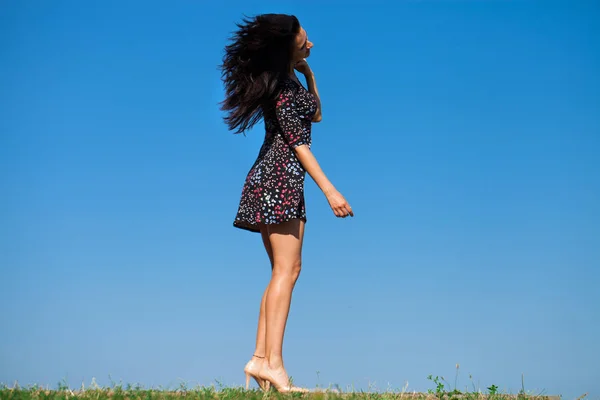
[1,1,599,398]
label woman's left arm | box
[304,72,322,122]
[295,59,322,123]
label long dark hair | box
[219,14,300,134]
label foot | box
[244,355,268,391]
[258,362,309,393]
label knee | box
[273,258,302,281]
[291,259,302,281]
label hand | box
[294,58,312,76]
[325,189,354,218]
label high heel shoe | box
[258,363,309,393]
[243,355,268,391]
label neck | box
[288,60,298,75]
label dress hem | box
[233,216,307,233]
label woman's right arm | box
[276,83,353,218]
[294,145,353,218]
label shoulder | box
[275,77,299,105]
[278,76,298,94]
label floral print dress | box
[233,76,317,233]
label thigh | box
[266,219,305,269]
[259,224,274,269]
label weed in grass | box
[0,367,568,400]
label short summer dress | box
[233,76,318,233]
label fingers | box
[333,202,353,218]
[327,192,353,218]
[343,204,353,218]
[346,205,354,217]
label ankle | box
[252,353,265,359]
[266,356,284,370]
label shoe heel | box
[245,372,250,390]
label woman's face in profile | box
[291,26,313,62]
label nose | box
[307,40,313,49]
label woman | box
[219,13,354,393]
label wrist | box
[322,185,336,196]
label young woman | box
[220,13,354,393]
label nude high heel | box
[243,355,268,391]
[258,362,309,393]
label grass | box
[0,366,573,400]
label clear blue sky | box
[1,1,599,399]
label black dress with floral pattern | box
[233,76,317,233]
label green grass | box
[0,369,571,400]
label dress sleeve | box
[275,84,308,149]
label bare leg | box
[253,224,274,357]
[258,218,306,392]
[244,224,276,390]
